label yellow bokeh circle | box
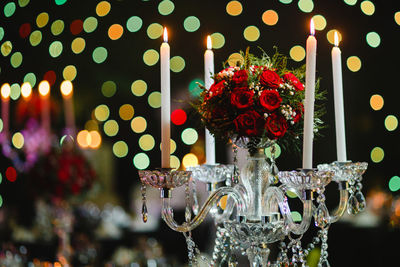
[119,104,134,121]
[289,45,305,62]
[226,1,243,16]
[243,26,260,42]
[96,1,111,17]
[370,94,384,111]
[131,116,147,133]
[262,10,279,26]
[326,29,342,45]
[346,56,362,72]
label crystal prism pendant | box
[314,203,330,228]
[355,191,366,212]
[347,194,360,215]
[142,202,148,223]
[319,259,331,267]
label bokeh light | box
[384,115,398,131]
[19,0,30,7]
[5,167,17,182]
[19,23,31,38]
[291,211,302,222]
[147,23,163,39]
[10,52,23,68]
[51,20,64,36]
[24,72,36,87]
[371,147,384,163]
[170,155,180,170]
[181,128,198,145]
[77,130,90,148]
[158,0,175,16]
[262,10,279,26]
[49,41,63,58]
[70,19,83,35]
[312,15,327,31]
[182,153,199,168]
[243,26,260,42]
[1,41,12,56]
[85,120,99,131]
[210,33,225,49]
[395,12,400,26]
[89,131,102,149]
[131,116,147,133]
[346,56,362,72]
[101,81,117,97]
[170,56,185,72]
[366,32,380,48]
[38,80,50,96]
[126,16,143,32]
[389,176,400,192]
[92,47,108,64]
[226,1,243,16]
[21,82,32,98]
[63,65,77,81]
[264,143,282,159]
[55,0,67,5]
[108,24,124,40]
[113,141,129,158]
[344,0,357,5]
[171,109,187,125]
[360,1,375,16]
[139,134,155,151]
[10,83,20,100]
[83,17,98,33]
[188,78,203,97]
[131,80,147,96]
[60,80,73,97]
[370,94,384,111]
[1,83,11,99]
[4,2,16,17]
[143,49,159,66]
[104,120,119,137]
[96,1,111,17]
[36,12,49,28]
[227,53,244,67]
[327,29,342,45]
[148,91,161,108]
[29,30,42,46]
[133,153,150,170]
[44,70,56,86]
[298,0,314,13]
[71,37,86,54]
[119,104,134,121]
[12,132,24,149]
[183,16,200,32]
[94,104,110,121]
[289,45,305,62]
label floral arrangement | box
[28,142,97,201]
[197,48,325,151]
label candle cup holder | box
[317,161,368,183]
[278,169,333,191]
[138,168,191,190]
[187,164,235,185]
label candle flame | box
[334,31,340,47]
[310,18,315,36]
[207,35,212,50]
[163,27,168,42]
[39,80,50,97]
[1,83,11,99]
[60,80,73,97]
[21,82,32,99]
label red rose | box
[265,112,288,139]
[205,81,225,100]
[293,103,304,123]
[260,70,281,89]
[231,89,254,109]
[259,90,282,112]
[233,110,263,136]
[232,70,248,86]
[283,72,304,91]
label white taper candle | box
[332,31,347,162]
[204,36,216,165]
[161,27,171,168]
[302,19,317,169]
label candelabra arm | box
[264,186,313,235]
[329,181,349,223]
[212,184,247,224]
[161,186,247,232]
